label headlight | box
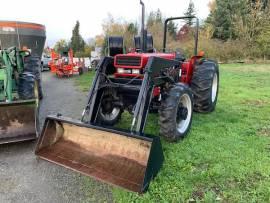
[117,68,125,74]
[117,68,132,74]
[132,69,140,74]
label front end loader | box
[0,47,39,144]
[36,0,219,193]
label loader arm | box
[131,56,180,134]
[81,56,114,124]
[82,56,179,135]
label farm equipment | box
[0,47,39,144]
[49,49,60,73]
[36,0,219,193]
[49,49,84,77]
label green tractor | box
[0,47,39,144]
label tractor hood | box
[114,52,176,69]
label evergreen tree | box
[127,23,138,35]
[147,11,155,27]
[156,9,163,23]
[206,0,246,40]
[184,0,196,25]
[146,9,165,50]
[206,0,269,41]
[147,9,163,27]
[70,21,85,55]
[167,21,177,39]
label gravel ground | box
[0,72,113,203]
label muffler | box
[35,116,163,193]
[0,99,37,144]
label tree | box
[127,23,138,35]
[43,46,51,56]
[125,22,139,49]
[95,35,105,47]
[250,0,269,9]
[70,21,85,55]
[256,25,270,60]
[101,15,140,52]
[156,9,163,23]
[146,10,164,50]
[167,21,177,39]
[206,0,247,40]
[184,0,196,25]
[147,11,156,27]
[147,9,163,27]
[204,0,270,59]
[102,15,126,36]
[54,39,69,54]
[244,2,270,58]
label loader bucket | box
[0,99,37,144]
[35,116,164,193]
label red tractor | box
[36,0,219,193]
[92,12,219,141]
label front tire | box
[191,60,219,113]
[159,84,193,142]
[97,89,122,126]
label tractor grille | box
[115,56,141,67]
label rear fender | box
[181,55,203,84]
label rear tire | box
[18,73,35,100]
[23,55,43,100]
[191,60,219,113]
[159,84,193,142]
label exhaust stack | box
[140,0,147,52]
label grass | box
[75,64,270,202]
[75,69,96,92]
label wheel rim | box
[100,107,120,121]
[211,73,218,102]
[176,94,192,134]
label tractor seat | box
[175,50,186,62]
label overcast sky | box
[1,0,210,46]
